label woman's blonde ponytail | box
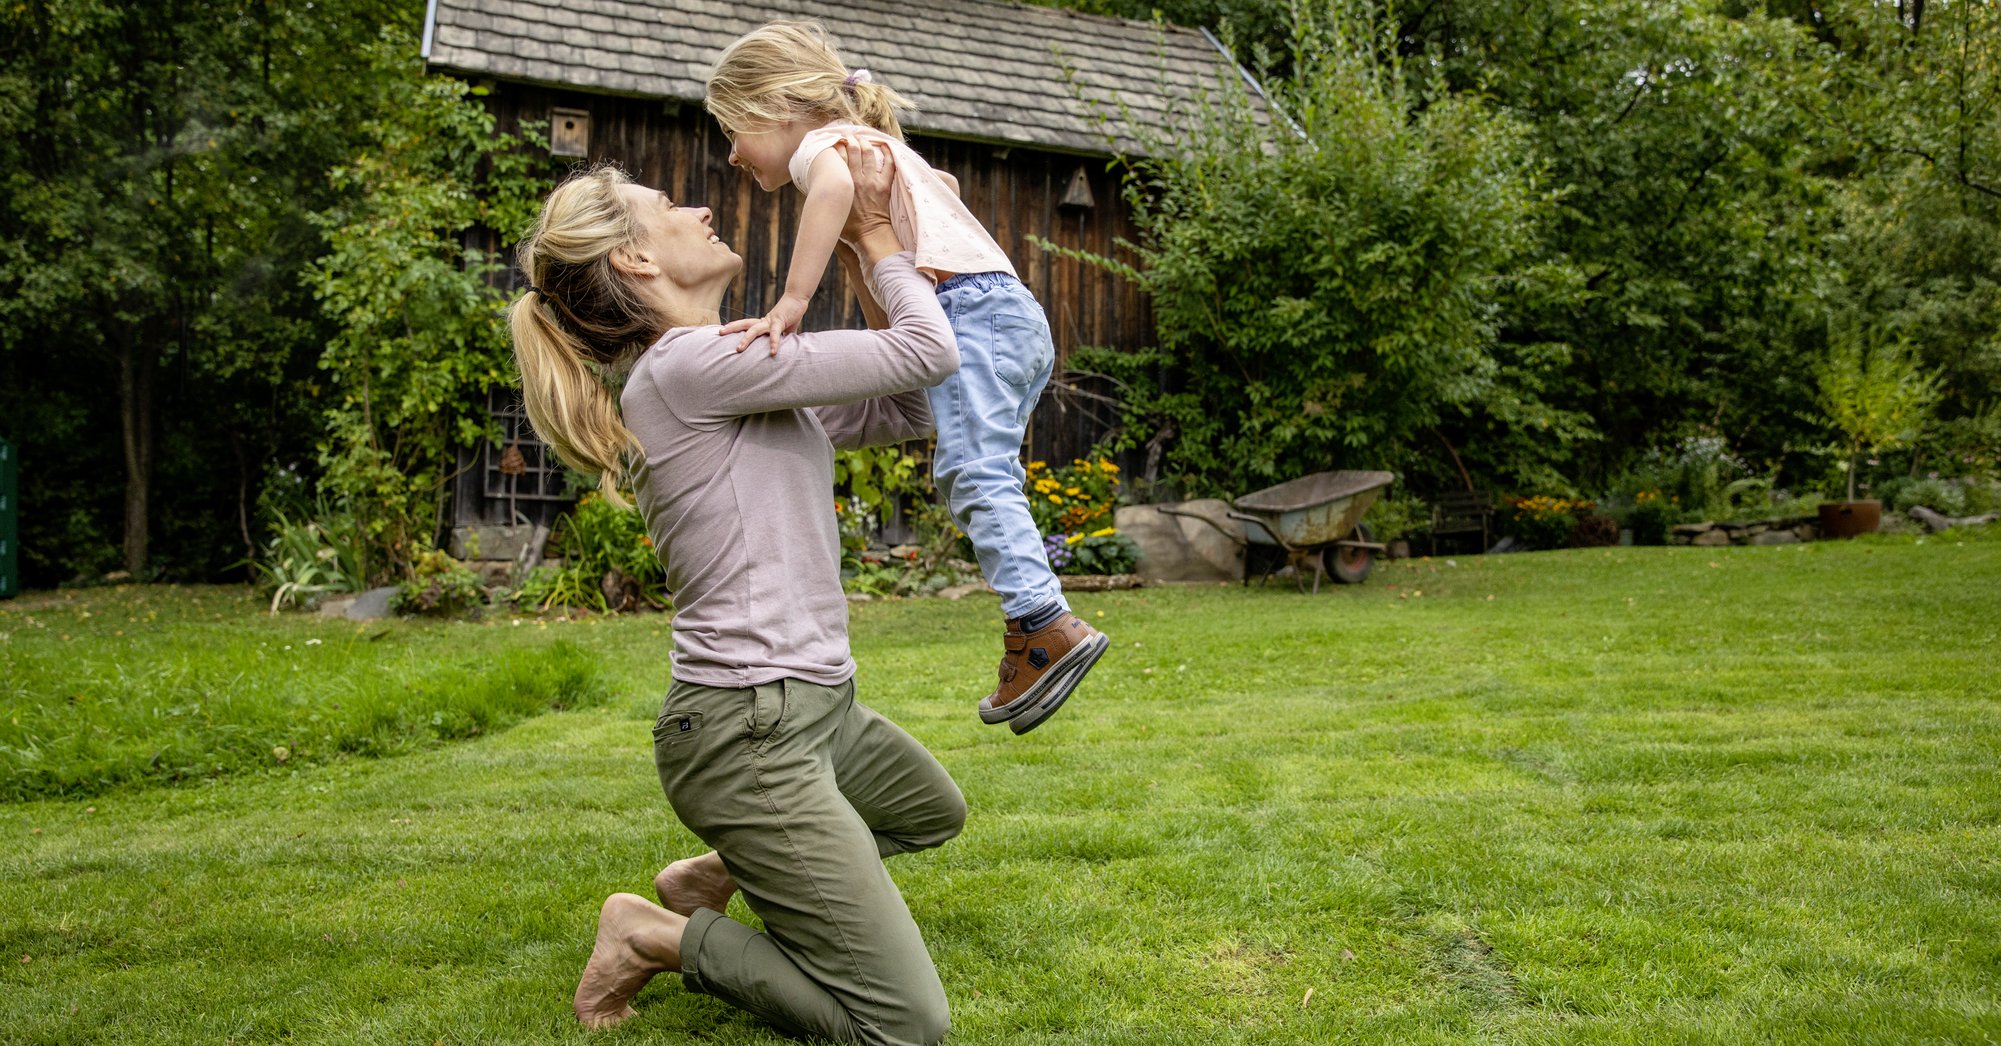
[509,164,666,508]
[509,293,636,503]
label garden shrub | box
[1055,3,1580,497]
[1622,490,1681,546]
[518,492,664,612]
[1026,457,1121,535]
[1509,496,1593,550]
[1363,494,1428,545]
[394,546,486,616]
[252,497,366,612]
[1963,478,2001,515]
[1890,477,1967,516]
[1044,529,1140,575]
[1571,514,1620,548]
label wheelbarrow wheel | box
[1324,522,1375,585]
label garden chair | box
[1429,490,1493,555]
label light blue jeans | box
[928,272,1067,621]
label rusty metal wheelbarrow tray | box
[1226,469,1396,592]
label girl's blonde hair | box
[706,20,915,140]
[508,164,665,506]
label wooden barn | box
[421,0,1260,534]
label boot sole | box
[980,632,1110,732]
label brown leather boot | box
[977,612,1109,734]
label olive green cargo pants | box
[653,677,966,1046]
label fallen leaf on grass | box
[1301,988,1313,1008]
[1340,949,1356,961]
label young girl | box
[707,20,1107,735]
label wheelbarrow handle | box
[1156,504,1252,548]
[1225,509,1305,554]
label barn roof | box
[421,0,1265,156]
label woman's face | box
[616,183,740,288]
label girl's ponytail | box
[846,79,907,139]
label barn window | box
[484,391,570,502]
[550,107,591,157]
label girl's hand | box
[723,293,810,356]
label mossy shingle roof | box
[422,0,1258,155]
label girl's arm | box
[724,148,855,356]
[649,142,954,433]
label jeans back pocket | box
[990,312,1053,390]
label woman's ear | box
[609,246,658,279]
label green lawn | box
[3,533,1999,1043]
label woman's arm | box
[657,143,957,425]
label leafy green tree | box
[0,0,413,582]
[1392,0,1835,486]
[1065,2,1583,497]
[0,3,552,587]
[1784,0,2001,483]
[307,46,553,582]
[1816,331,1940,501]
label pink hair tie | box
[843,68,872,88]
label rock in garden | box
[1691,529,1731,547]
[1115,500,1245,582]
[318,595,358,619]
[1750,531,1798,545]
[343,586,400,620]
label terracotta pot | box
[1817,499,1881,539]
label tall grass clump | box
[0,636,612,801]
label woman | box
[510,142,965,1046]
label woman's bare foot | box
[654,852,737,916]
[574,893,686,1029]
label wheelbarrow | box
[1227,470,1395,593]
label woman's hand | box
[838,138,904,265]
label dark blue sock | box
[1019,601,1067,632]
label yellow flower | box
[1065,532,1085,545]
[1090,526,1116,538]
[1028,461,1048,472]
[1099,460,1118,473]
[1064,486,1082,496]
[1050,495,1064,504]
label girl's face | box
[726,120,810,192]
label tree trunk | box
[118,336,157,576]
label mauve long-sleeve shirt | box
[619,252,958,688]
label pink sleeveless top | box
[789,123,1017,281]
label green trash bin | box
[0,437,16,599]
